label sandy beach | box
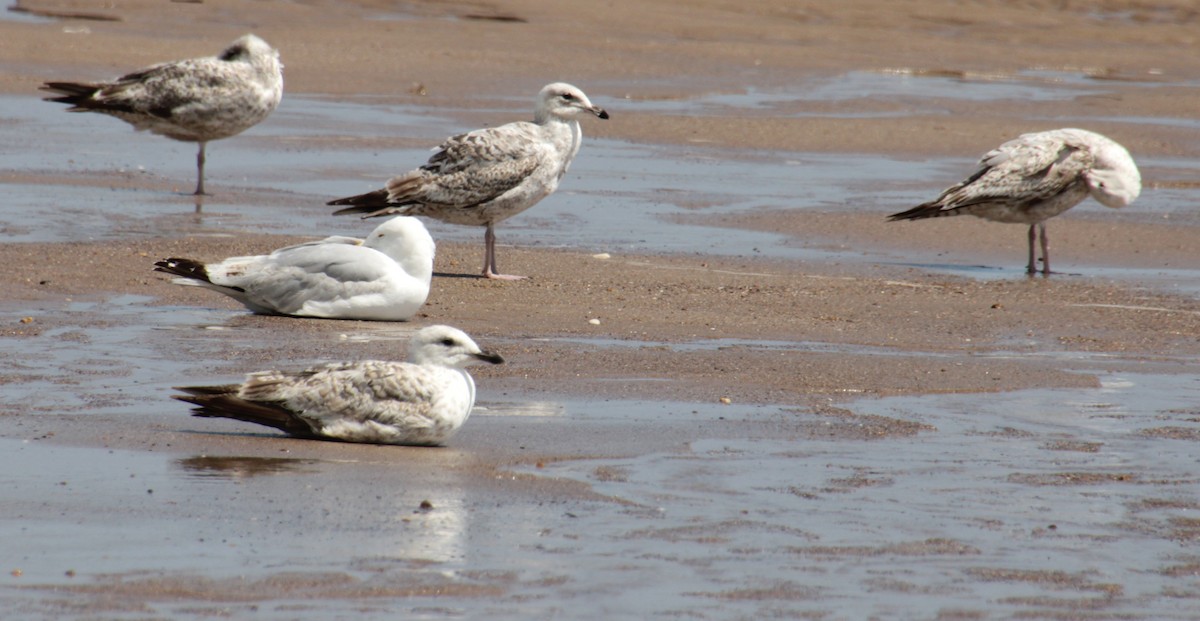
[3,0,1200,618]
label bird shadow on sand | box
[883,261,1087,278]
[433,271,525,280]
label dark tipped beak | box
[593,107,609,120]
[474,351,505,365]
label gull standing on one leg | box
[41,34,283,195]
[174,325,504,446]
[887,128,1140,275]
[328,82,609,280]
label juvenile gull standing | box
[153,216,435,321]
[41,34,283,195]
[174,325,503,446]
[328,82,609,280]
[888,128,1140,275]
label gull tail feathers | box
[328,188,424,219]
[327,188,392,215]
[174,386,320,439]
[40,81,100,101]
[40,82,130,114]
[887,200,961,222]
[153,257,213,284]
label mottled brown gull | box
[328,82,609,280]
[153,216,434,321]
[888,128,1140,275]
[174,325,503,446]
[41,34,283,195]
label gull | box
[153,216,434,321]
[41,34,284,195]
[328,82,609,280]
[174,324,504,446]
[888,128,1141,275]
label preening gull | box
[174,324,503,446]
[154,216,434,321]
[41,34,283,195]
[328,82,609,280]
[888,128,1140,275]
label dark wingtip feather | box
[329,204,374,216]
[331,205,399,219]
[40,81,99,96]
[173,389,320,439]
[40,81,141,115]
[153,257,211,282]
[886,209,920,222]
[173,384,239,398]
[887,202,944,222]
[327,189,393,215]
[40,82,103,108]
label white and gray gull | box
[174,325,503,446]
[888,128,1140,275]
[41,34,283,195]
[328,82,609,280]
[153,216,435,321]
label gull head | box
[1084,138,1141,209]
[535,82,609,123]
[221,34,284,78]
[1056,128,1140,209]
[1089,139,1142,209]
[364,216,436,284]
[408,325,505,368]
[1086,166,1141,209]
[221,34,278,63]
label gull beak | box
[591,106,609,120]
[473,351,505,365]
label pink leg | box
[1038,222,1050,275]
[482,224,526,281]
[194,141,208,196]
[1026,224,1037,275]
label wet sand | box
[4,0,1200,618]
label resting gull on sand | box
[329,82,608,280]
[888,128,1140,275]
[41,34,283,195]
[174,325,503,446]
[154,216,434,321]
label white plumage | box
[154,216,434,321]
[889,128,1141,274]
[41,34,284,195]
[329,82,609,280]
[174,325,504,446]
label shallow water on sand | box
[1,284,1199,618]
[5,369,1199,618]
[5,82,1199,286]
[3,69,1200,619]
[521,374,1200,618]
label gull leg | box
[194,141,208,196]
[1038,222,1051,275]
[482,224,495,276]
[1026,224,1037,275]
[482,223,526,281]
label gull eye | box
[219,45,247,61]
[561,92,574,101]
[439,338,456,347]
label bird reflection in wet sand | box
[175,456,318,479]
[888,128,1140,275]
